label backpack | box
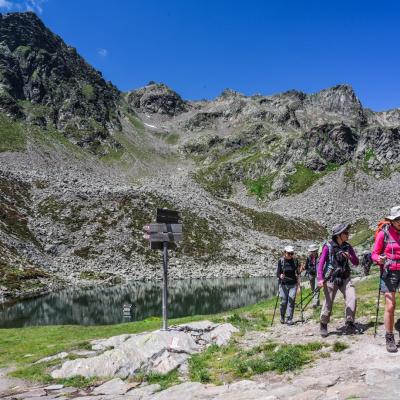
[279,257,299,282]
[361,252,373,276]
[279,257,299,271]
[374,219,391,245]
[322,240,352,284]
[305,254,318,276]
[322,241,335,281]
[362,220,391,271]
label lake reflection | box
[0,278,278,328]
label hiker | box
[317,224,359,337]
[371,206,400,353]
[304,244,320,307]
[276,245,301,325]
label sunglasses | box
[286,252,294,255]
[341,231,349,235]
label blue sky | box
[1,0,399,111]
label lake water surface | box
[0,277,279,328]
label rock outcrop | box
[51,321,238,379]
[126,83,188,116]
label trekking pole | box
[300,287,321,314]
[271,283,280,326]
[295,285,319,308]
[374,270,383,338]
[299,278,304,323]
[295,290,313,307]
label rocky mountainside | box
[0,12,121,154]
[0,12,399,302]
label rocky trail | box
[1,314,400,400]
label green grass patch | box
[82,84,95,101]
[349,219,374,247]
[146,369,180,390]
[332,341,349,352]
[286,164,320,195]
[193,168,233,198]
[325,162,340,172]
[125,112,145,133]
[10,360,100,388]
[228,202,327,241]
[286,163,341,195]
[18,100,49,119]
[189,345,218,382]
[190,341,324,383]
[165,132,179,145]
[0,114,26,152]
[363,148,375,172]
[245,174,275,200]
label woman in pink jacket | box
[372,206,400,353]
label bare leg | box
[384,292,396,333]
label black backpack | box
[361,252,373,276]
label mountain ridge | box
[0,12,399,303]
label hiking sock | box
[385,332,398,353]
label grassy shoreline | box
[0,274,387,387]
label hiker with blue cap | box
[276,245,301,325]
[317,223,359,337]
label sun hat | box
[308,244,318,252]
[387,206,400,220]
[284,245,294,253]
[331,223,350,237]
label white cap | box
[308,244,318,252]
[387,206,400,220]
[284,245,294,253]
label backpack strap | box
[382,224,390,252]
[327,242,334,267]
[322,242,334,280]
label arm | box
[347,246,359,266]
[276,259,283,279]
[304,257,310,271]
[317,245,329,281]
[371,230,385,265]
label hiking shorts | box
[380,270,400,293]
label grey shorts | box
[380,270,400,293]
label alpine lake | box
[0,277,279,328]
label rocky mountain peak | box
[218,88,244,99]
[0,12,58,52]
[126,82,188,116]
[0,12,121,153]
[306,84,364,122]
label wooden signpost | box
[143,209,182,330]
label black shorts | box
[381,270,400,293]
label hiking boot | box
[320,322,328,337]
[286,319,294,325]
[344,321,356,335]
[280,317,285,324]
[385,333,398,353]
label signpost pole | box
[144,209,182,332]
[162,240,169,330]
